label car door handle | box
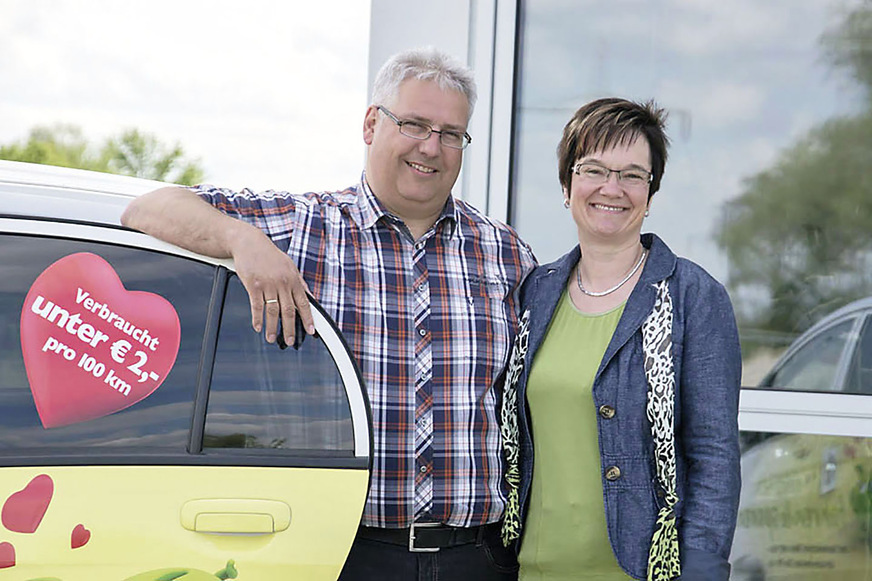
[180,499,291,534]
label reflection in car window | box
[0,234,213,452]
[845,316,872,395]
[204,275,354,454]
[765,320,854,392]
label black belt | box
[357,522,497,552]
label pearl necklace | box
[576,248,648,297]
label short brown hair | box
[557,98,669,200]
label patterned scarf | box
[500,280,680,581]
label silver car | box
[758,297,872,395]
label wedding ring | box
[265,299,279,304]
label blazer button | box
[605,466,622,481]
[598,405,616,419]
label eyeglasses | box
[572,162,652,188]
[377,106,472,150]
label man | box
[122,47,535,580]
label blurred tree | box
[0,124,204,185]
[101,129,204,184]
[715,1,872,336]
[823,0,872,99]
[0,124,105,171]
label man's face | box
[363,79,470,222]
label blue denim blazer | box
[512,233,741,580]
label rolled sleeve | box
[190,184,297,251]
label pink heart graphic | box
[71,523,91,549]
[20,252,181,428]
[2,474,53,534]
[0,542,15,568]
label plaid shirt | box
[196,176,536,528]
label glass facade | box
[512,0,872,388]
[509,1,872,577]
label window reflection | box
[733,432,872,579]
[762,319,854,392]
[845,316,872,394]
[205,275,354,453]
[513,0,872,388]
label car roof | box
[803,296,872,334]
[0,160,170,228]
[0,160,236,268]
[759,295,872,386]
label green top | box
[519,290,632,581]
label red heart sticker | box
[71,523,91,549]
[2,474,53,534]
[0,542,14,568]
[20,253,181,428]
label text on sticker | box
[29,289,161,352]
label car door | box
[0,221,371,580]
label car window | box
[764,319,855,392]
[0,234,213,453]
[203,274,355,455]
[844,315,872,395]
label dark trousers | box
[338,523,519,581]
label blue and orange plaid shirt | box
[196,176,536,528]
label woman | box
[500,98,741,581]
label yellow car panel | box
[1,466,369,580]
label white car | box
[0,160,371,580]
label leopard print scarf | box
[500,280,680,581]
[642,280,680,580]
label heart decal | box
[0,542,14,568]
[2,474,53,534]
[20,253,180,428]
[71,523,91,549]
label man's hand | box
[122,187,314,345]
[229,224,315,345]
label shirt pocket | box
[467,274,509,301]
[463,275,513,388]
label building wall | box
[367,0,516,220]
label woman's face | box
[566,136,652,246]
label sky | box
[0,0,371,193]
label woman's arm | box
[677,276,742,580]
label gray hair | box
[371,47,477,120]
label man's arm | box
[121,187,314,344]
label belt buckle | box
[408,521,441,553]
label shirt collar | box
[356,171,458,238]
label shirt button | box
[419,465,428,473]
[598,405,616,419]
[418,328,427,337]
[604,466,622,481]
